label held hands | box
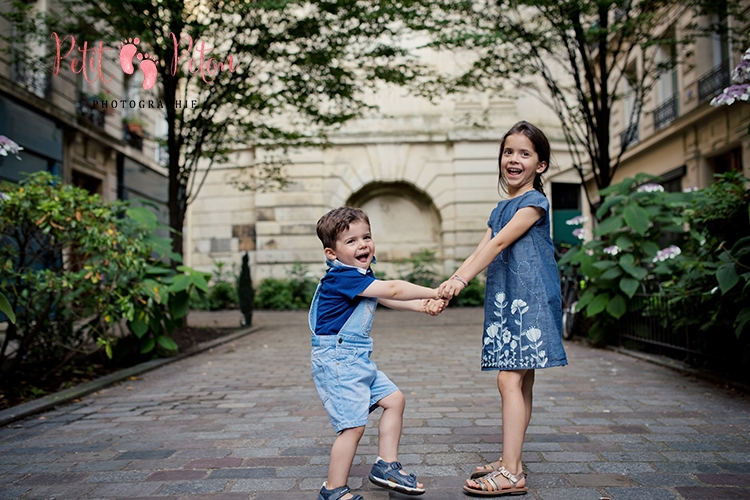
[438,275,467,300]
[422,298,448,316]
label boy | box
[310,206,444,500]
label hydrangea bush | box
[711,46,750,134]
[558,173,693,343]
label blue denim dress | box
[309,260,399,432]
[481,190,568,371]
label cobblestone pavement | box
[1,308,750,500]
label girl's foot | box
[470,458,503,479]
[464,467,527,496]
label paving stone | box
[675,486,750,499]
[1,309,749,499]
[604,486,678,499]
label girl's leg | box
[326,425,366,496]
[473,369,536,475]
[375,390,424,489]
[466,369,530,489]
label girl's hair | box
[497,120,551,195]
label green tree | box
[5,0,425,257]
[405,0,747,209]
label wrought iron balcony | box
[653,94,678,130]
[76,94,107,128]
[698,60,731,103]
[11,60,52,99]
[620,122,639,150]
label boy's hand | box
[422,298,448,316]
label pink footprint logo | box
[117,37,158,90]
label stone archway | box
[346,182,442,264]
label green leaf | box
[0,292,15,324]
[735,307,750,337]
[129,318,149,338]
[594,215,624,236]
[168,274,192,292]
[586,293,610,316]
[169,291,190,319]
[156,335,178,352]
[716,263,739,293]
[619,253,647,280]
[623,204,650,235]
[140,337,155,354]
[599,266,623,280]
[592,260,617,270]
[596,196,627,219]
[619,277,640,298]
[126,206,158,229]
[615,234,633,250]
[641,241,660,258]
[575,289,596,311]
[606,294,627,319]
[189,270,209,292]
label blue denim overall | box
[309,262,399,433]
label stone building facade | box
[185,89,578,281]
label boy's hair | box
[316,206,371,249]
[497,120,552,196]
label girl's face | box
[500,133,547,196]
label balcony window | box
[698,60,731,104]
[653,94,678,130]
[620,122,639,150]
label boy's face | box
[324,220,375,270]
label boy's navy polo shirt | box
[314,265,377,336]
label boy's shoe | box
[318,482,364,500]
[368,458,425,495]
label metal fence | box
[614,293,699,362]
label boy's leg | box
[376,390,405,461]
[374,390,424,490]
[326,425,366,495]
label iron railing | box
[698,60,731,103]
[620,122,639,150]
[614,293,697,361]
[653,94,678,130]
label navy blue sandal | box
[368,458,425,495]
[318,483,363,500]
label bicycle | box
[556,246,584,340]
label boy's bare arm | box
[359,279,439,301]
[378,298,448,315]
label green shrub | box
[254,262,317,310]
[559,173,693,344]
[452,277,485,307]
[0,172,209,383]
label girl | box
[438,121,568,496]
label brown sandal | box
[470,460,528,480]
[463,466,528,496]
[470,459,502,479]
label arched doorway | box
[346,182,442,266]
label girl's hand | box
[439,276,466,300]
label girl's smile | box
[501,133,547,196]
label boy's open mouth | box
[355,252,370,263]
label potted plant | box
[85,90,114,115]
[122,116,146,136]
